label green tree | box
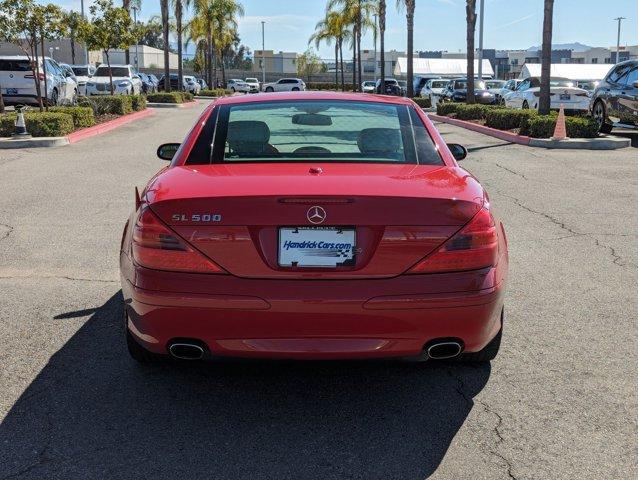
[160,0,171,90]
[297,48,324,83]
[78,0,137,95]
[465,0,476,104]
[38,3,65,110]
[310,10,351,91]
[539,0,554,115]
[62,10,83,64]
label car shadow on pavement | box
[0,292,491,480]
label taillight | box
[24,73,45,81]
[407,207,498,274]
[132,207,226,274]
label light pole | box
[477,0,485,80]
[80,0,88,64]
[261,21,266,87]
[614,17,626,63]
[131,5,140,70]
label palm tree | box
[378,0,386,93]
[172,0,192,92]
[160,0,171,91]
[465,0,477,104]
[539,0,554,115]
[397,0,415,97]
[309,10,349,90]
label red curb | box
[66,108,155,144]
[428,113,531,146]
[180,101,199,108]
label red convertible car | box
[120,91,508,363]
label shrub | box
[436,102,463,116]
[78,96,133,115]
[49,106,95,128]
[199,88,231,97]
[485,109,538,131]
[455,104,494,121]
[127,95,147,111]
[147,92,184,103]
[306,82,355,92]
[412,97,432,109]
[526,114,599,138]
[182,92,194,102]
[0,112,75,137]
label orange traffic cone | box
[552,104,568,140]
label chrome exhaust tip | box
[427,341,463,360]
[169,343,205,360]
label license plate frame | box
[278,226,356,268]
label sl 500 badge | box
[172,213,222,222]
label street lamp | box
[614,17,626,63]
[131,5,140,70]
[261,21,266,87]
[477,0,485,80]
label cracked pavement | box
[0,106,636,479]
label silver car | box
[227,79,250,93]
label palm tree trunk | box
[357,1,362,92]
[123,0,131,64]
[176,2,183,92]
[40,36,49,110]
[339,39,345,91]
[406,1,415,97]
[161,0,171,92]
[379,0,386,94]
[207,30,213,86]
[334,43,339,89]
[351,26,357,92]
[465,0,477,104]
[70,33,76,64]
[539,0,554,115]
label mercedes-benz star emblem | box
[307,206,326,224]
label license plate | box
[6,88,18,95]
[279,227,356,268]
[559,94,571,100]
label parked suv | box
[375,78,402,96]
[590,60,638,133]
[0,55,78,106]
[86,64,142,95]
[70,64,96,96]
[262,78,306,92]
[227,79,251,93]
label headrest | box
[227,121,270,145]
[357,128,401,154]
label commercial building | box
[252,50,298,74]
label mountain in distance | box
[527,42,593,52]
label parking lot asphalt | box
[1,102,636,480]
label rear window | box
[0,60,32,71]
[72,67,88,76]
[95,67,129,77]
[430,81,448,88]
[186,100,443,166]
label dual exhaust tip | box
[426,341,463,360]
[168,340,463,361]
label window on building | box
[511,59,518,66]
[592,58,598,64]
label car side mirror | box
[447,143,468,161]
[157,143,180,161]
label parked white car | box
[85,64,142,96]
[494,79,521,104]
[361,81,376,93]
[244,77,260,93]
[70,64,96,96]
[0,55,78,106]
[420,78,448,102]
[227,79,250,93]
[504,76,590,112]
[262,78,306,92]
[183,75,201,95]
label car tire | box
[125,313,162,364]
[48,88,59,107]
[522,100,529,109]
[266,87,274,92]
[461,308,504,362]
[593,100,613,134]
[292,87,300,91]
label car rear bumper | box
[2,94,41,106]
[122,261,506,359]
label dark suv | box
[590,60,638,133]
[375,78,402,96]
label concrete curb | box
[147,101,199,109]
[0,108,155,148]
[428,113,631,150]
[0,136,69,149]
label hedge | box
[526,114,598,139]
[147,92,184,103]
[0,112,75,137]
[485,109,538,131]
[436,102,464,116]
[49,106,95,128]
[199,88,232,97]
[182,92,194,102]
[78,96,133,115]
[127,95,147,111]
[306,82,355,91]
[412,97,432,109]
[454,104,496,121]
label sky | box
[49,0,638,59]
